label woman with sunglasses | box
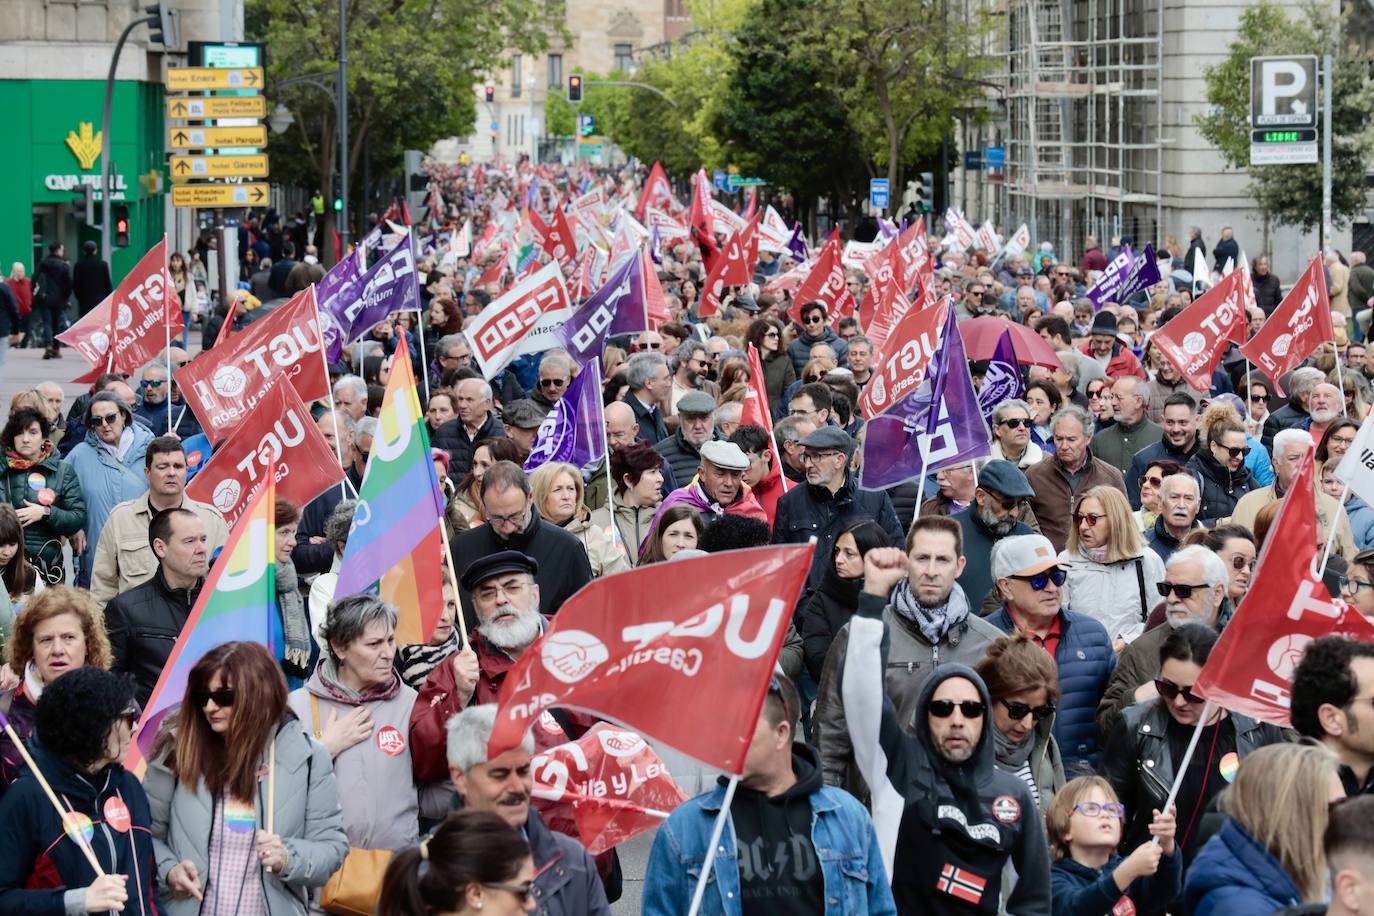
[1182,524,1257,610]
[1185,405,1256,526]
[0,667,163,916]
[377,810,535,916]
[1132,459,1185,534]
[65,391,154,582]
[1103,623,1284,867]
[144,641,348,915]
[745,318,793,416]
[975,634,1065,812]
[0,407,85,584]
[1058,486,1166,648]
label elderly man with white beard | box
[1093,545,1228,741]
[1307,382,1345,444]
[1231,427,1357,562]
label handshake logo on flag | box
[541,631,611,684]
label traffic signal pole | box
[101,11,157,266]
[337,0,350,255]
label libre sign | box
[1250,55,1319,165]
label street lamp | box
[268,102,295,135]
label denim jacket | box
[643,744,895,916]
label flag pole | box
[913,444,931,514]
[310,284,357,500]
[1152,699,1215,846]
[1335,342,1348,417]
[164,235,174,435]
[409,227,431,402]
[1318,481,1349,579]
[438,522,470,648]
[0,714,106,875]
[687,774,738,916]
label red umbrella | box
[957,316,1064,369]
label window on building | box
[548,54,562,89]
[613,43,634,72]
[511,54,522,97]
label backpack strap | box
[1134,558,1148,623]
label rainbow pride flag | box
[335,333,445,644]
[125,479,276,776]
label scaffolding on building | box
[997,0,1165,263]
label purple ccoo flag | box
[523,360,606,473]
[316,246,364,311]
[786,223,809,262]
[1115,243,1163,305]
[1084,245,1134,308]
[556,250,652,367]
[319,236,421,362]
[859,311,991,490]
[977,329,1024,426]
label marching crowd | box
[2,158,1374,916]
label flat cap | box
[677,390,717,416]
[976,460,1034,499]
[461,550,539,592]
[698,439,751,471]
[797,426,856,458]
[502,399,548,430]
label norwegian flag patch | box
[936,864,987,905]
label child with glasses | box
[1046,775,1180,916]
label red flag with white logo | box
[174,286,328,443]
[857,300,950,419]
[789,229,853,326]
[688,169,719,267]
[1237,254,1333,396]
[59,237,183,379]
[532,725,689,854]
[185,381,343,527]
[742,344,789,523]
[465,262,573,379]
[1194,446,1374,726]
[542,207,578,273]
[698,217,759,318]
[641,250,669,329]
[634,161,678,220]
[1147,267,1251,391]
[488,545,814,773]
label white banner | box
[466,262,573,379]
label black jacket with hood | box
[839,612,1052,916]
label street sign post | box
[713,170,728,192]
[166,66,264,90]
[169,154,270,178]
[171,183,269,207]
[1249,55,1318,165]
[168,125,268,149]
[166,96,267,119]
[869,178,890,211]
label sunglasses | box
[483,882,534,904]
[1001,699,1056,722]
[1073,512,1105,526]
[1156,581,1206,599]
[804,315,825,325]
[929,699,986,719]
[984,493,1021,512]
[1139,475,1163,488]
[637,342,662,350]
[1228,554,1256,571]
[1010,568,1066,590]
[1249,394,1271,403]
[193,686,236,708]
[998,417,1030,430]
[1154,678,1204,704]
[768,675,792,726]
[140,379,165,388]
[1216,444,1251,459]
[539,378,569,389]
[87,413,120,428]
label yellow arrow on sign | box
[167,125,268,149]
[166,67,264,91]
[166,96,267,119]
[171,183,270,208]
[169,154,270,178]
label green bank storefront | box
[0,79,165,284]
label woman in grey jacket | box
[144,641,348,916]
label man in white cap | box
[648,439,768,529]
[986,534,1115,772]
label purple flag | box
[649,224,663,266]
[977,329,1024,426]
[320,237,421,362]
[556,251,651,367]
[859,314,991,490]
[786,224,809,262]
[316,246,364,309]
[1084,245,1135,308]
[1115,243,1163,304]
[360,222,385,252]
[523,360,606,472]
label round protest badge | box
[26,472,45,492]
[223,799,257,833]
[62,811,95,845]
[36,488,55,507]
[103,796,132,833]
[1218,751,1240,783]
[376,725,407,757]
[991,795,1021,825]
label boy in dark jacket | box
[1047,775,1180,916]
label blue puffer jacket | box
[986,607,1115,773]
[1347,494,1374,550]
[65,424,154,573]
[1183,818,1305,916]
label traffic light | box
[568,74,583,103]
[484,85,495,103]
[143,2,180,48]
[917,172,934,213]
[331,175,343,212]
[113,204,130,248]
[72,184,95,224]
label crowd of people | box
[2,157,1374,916]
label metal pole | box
[1321,53,1333,252]
[101,15,153,267]
[337,0,351,255]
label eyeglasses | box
[1001,699,1056,722]
[1338,575,1374,594]
[140,379,165,389]
[1071,801,1126,820]
[1332,435,1356,448]
[474,578,529,602]
[483,882,534,904]
[1139,475,1163,488]
[983,492,1021,512]
[486,504,531,527]
[801,450,842,464]
[1073,512,1105,527]
[539,378,569,389]
[1216,444,1251,459]
[998,418,1030,430]
[1157,581,1206,599]
[193,687,236,708]
[1009,568,1066,590]
[87,412,120,428]
[1154,678,1204,704]
[928,699,986,719]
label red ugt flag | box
[634,161,678,220]
[1148,267,1251,390]
[488,545,814,773]
[856,300,950,419]
[789,229,855,326]
[1194,446,1374,726]
[1238,254,1334,396]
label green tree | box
[1195,0,1371,230]
[247,0,559,259]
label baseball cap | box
[992,534,1060,580]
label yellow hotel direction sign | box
[166,67,264,91]
[171,183,269,208]
[170,154,269,178]
[168,125,267,149]
[166,96,267,119]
